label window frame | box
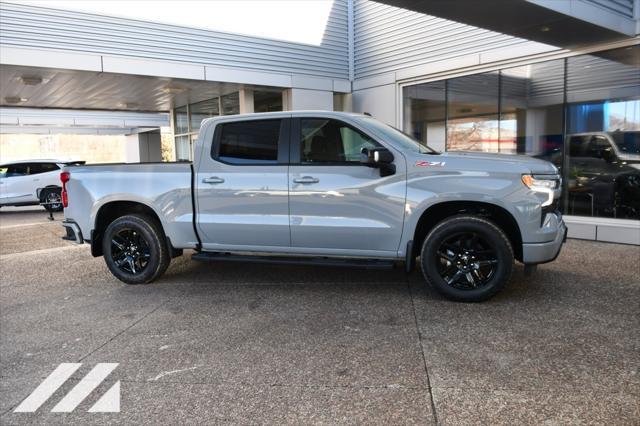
[290,117,383,166]
[211,118,290,166]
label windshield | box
[359,117,439,154]
[610,131,640,155]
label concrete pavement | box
[1,207,639,424]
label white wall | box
[352,84,396,126]
[285,89,334,110]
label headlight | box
[522,174,560,207]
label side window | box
[587,136,611,159]
[0,167,7,178]
[569,136,588,157]
[216,119,281,164]
[300,119,379,164]
[5,164,28,177]
[28,163,59,175]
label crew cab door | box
[195,117,291,250]
[288,117,406,256]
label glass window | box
[447,72,500,152]
[300,119,380,164]
[175,135,192,162]
[190,98,219,132]
[28,163,59,174]
[402,81,446,152]
[566,46,640,220]
[0,167,7,178]
[5,164,28,177]
[174,105,189,135]
[500,59,565,166]
[254,90,283,113]
[217,119,280,164]
[221,92,240,115]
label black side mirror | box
[361,147,395,176]
[601,147,615,163]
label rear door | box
[196,117,291,250]
[288,117,406,256]
[0,163,33,204]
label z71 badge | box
[415,161,446,167]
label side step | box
[191,252,396,270]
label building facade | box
[0,0,638,243]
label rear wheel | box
[102,214,170,284]
[420,215,513,302]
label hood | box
[436,151,558,174]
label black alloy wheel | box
[110,228,151,275]
[102,214,170,284]
[435,232,498,290]
[420,215,513,302]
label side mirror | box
[601,147,615,163]
[361,147,395,176]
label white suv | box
[0,159,84,211]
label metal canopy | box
[0,108,169,135]
[0,64,245,112]
[377,0,635,48]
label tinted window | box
[217,119,281,164]
[5,164,28,177]
[300,119,379,164]
[28,163,59,175]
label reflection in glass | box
[254,90,283,112]
[500,59,565,166]
[190,98,220,132]
[174,105,188,135]
[402,81,446,151]
[447,72,501,152]
[221,92,240,115]
[566,46,640,220]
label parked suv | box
[61,112,566,302]
[0,159,84,211]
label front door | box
[0,163,35,204]
[196,117,291,250]
[288,117,406,256]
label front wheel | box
[102,214,170,284]
[420,215,513,302]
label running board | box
[191,252,396,270]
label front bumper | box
[522,214,567,264]
[62,220,83,244]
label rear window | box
[216,119,281,164]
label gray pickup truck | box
[62,111,566,302]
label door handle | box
[293,176,319,184]
[202,176,225,184]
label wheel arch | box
[411,200,523,262]
[91,200,180,258]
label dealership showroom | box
[0,0,639,424]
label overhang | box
[378,0,637,48]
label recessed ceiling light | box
[162,86,186,94]
[540,26,550,32]
[19,75,49,85]
[4,96,28,104]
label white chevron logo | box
[14,363,120,413]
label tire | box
[102,214,170,285]
[420,215,513,302]
[41,187,63,212]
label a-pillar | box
[125,129,162,163]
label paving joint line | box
[78,300,169,362]
[407,275,440,426]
